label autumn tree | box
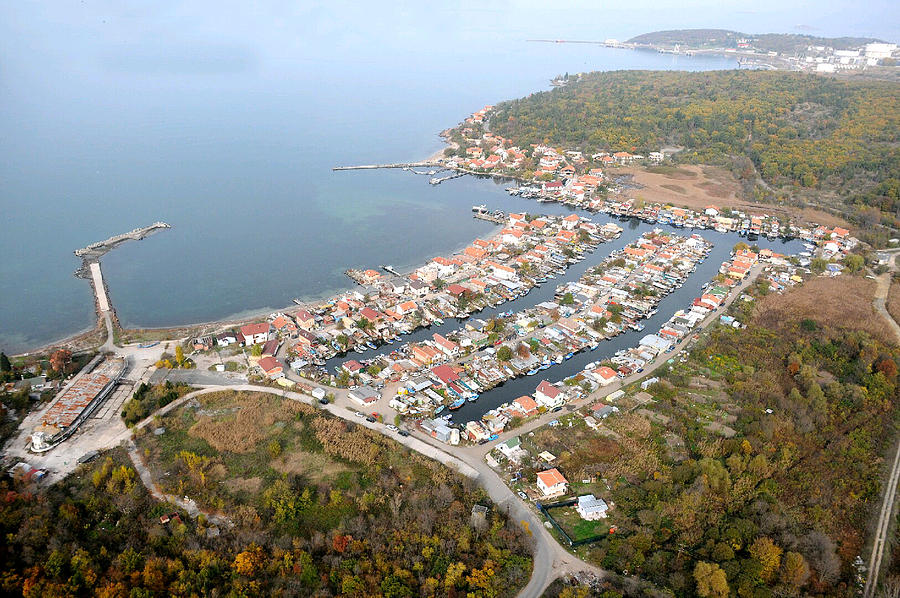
[694,562,729,598]
[175,345,185,366]
[749,536,783,582]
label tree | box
[175,345,185,366]
[560,292,575,305]
[844,253,864,272]
[780,551,810,587]
[250,344,263,357]
[749,536,782,582]
[496,346,513,361]
[694,562,729,598]
[0,351,10,372]
[50,349,72,373]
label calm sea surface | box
[12,2,864,353]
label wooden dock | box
[333,161,440,171]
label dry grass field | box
[753,275,890,343]
[617,164,851,229]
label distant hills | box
[627,29,883,54]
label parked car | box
[386,424,398,432]
[398,430,410,437]
[365,416,376,423]
[517,491,528,500]
[353,411,365,418]
[318,398,329,405]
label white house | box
[590,366,618,387]
[240,322,271,346]
[536,468,569,497]
[535,380,564,408]
[576,494,609,520]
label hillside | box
[525,272,900,595]
[487,70,900,242]
[0,391,533,596]
[627,29,882,53]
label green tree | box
[749,536,783,582]
[0,351,11,372]
[496,346,513,361]
[560,292,575,305]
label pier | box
[429,172,465,185]
[74,222,171,259]
[474,212,506,224]
[333,161,440,171]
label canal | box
[323,204,804,423]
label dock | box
[381,265,401,276]
[333,161,440,171]
[429,172,465,185]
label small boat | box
[449,398,466,410]
[433,318,444,326]
[527,368,539,376]
[434,405,446,415]
[590,343,599,351]
[539,363,550,371]
[467,394,479,402]
[564,352,574,360]
[365,341,377,350]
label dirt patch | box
[660,183,687,194]
[889,277,900,326]
[753,275,890,344]
[272,449,352,482]
[224,476,263,494]
[645,165,698,179]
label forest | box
[487,70,900,239]
[526,272,900,596]
[0,391,532,596]
[627,29,882,54]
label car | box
[517,491,528,500]
[318,398,329,405]
[398,430,410,437]
[365,416,376,423]
[551,406,563,413]
[353,411,365,418]
[386,424,398,432]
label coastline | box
[15,135,490,358]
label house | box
[240,322,271,346]
[411,344,442,365]
[561,214,580,230]
[271,315,297,335]
[192,336,213,351]
[348,385,380,405]
[257,356,283,378]
[294,309,315,330]
[536,468,569,497]
[513,395,538,417]
[590,366,618,387]
[535,380,563,408]
[261,338,279,357]
[216,331,238,346]
[497,436,527,463]
[591,403,619,419]
[342,360,364,374]
[432,333,460,356]
[576,494,609,520]
[431,364,460,385]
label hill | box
[627,29,882,54]
[487,69,900,243]
[0,391,533,596]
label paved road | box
[864,252,900,598]
[409,263,768,597]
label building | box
[576,494,609,520]
[590,366,618,386]
[257,356,283,378]
[348,385,380,405]
[535,380,563,408]
[240,322,271,346]
[536,468,569,497]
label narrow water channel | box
[324,205,804,423]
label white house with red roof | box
[536,468,569,497]
[240,322,271,346]
[535,380,564,408]
[590,366,618,386]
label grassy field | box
[546,504,610,542]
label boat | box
[564,352,574,360]
[365,341,377,350]
[449,398,466,410]
[472,204,487,212]
[467,394,479,402]
[526,368,539,376]
[433,318,444,326]
[434,405,446,415]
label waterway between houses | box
[324,204,804,425]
